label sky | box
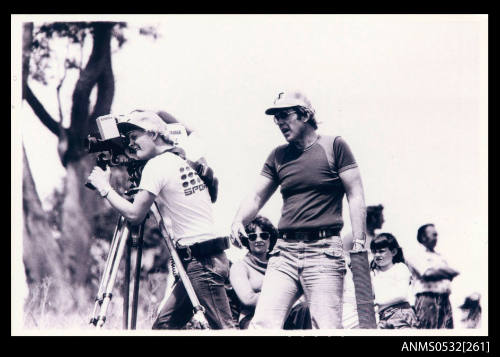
[13,14,488,333]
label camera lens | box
[85,136,108,153]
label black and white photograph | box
[12,14,488,337]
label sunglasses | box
[247,232,271,241]
[273,109,297,123]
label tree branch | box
[56,62,69,123]
[25,85,61,137]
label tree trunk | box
[22,23,67,289]
[58,156,103,286]
[67,22,115,160]
[24,22,118,288]
[22,22,33,99]
[59,22,116,286]
[22,146,67,284]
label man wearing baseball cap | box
[87,110,235,329]
[230,91,367,329]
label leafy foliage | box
[29,22,129,86]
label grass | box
[22,237,198,331]
[22,272,169,331]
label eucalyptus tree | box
[22,21,158,290]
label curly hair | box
[243,215,278,253]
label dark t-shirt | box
[261,135,357,231]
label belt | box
[176,237,230,261]
[278,228,341,242]
[416,292,450,298]
[378,301,411,316]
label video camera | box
[85,114,189,164]
[85,114,147,189]
[84,114,133,166]
[85,113,218,202]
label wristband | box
[353,233,366,246]
[98,184,112,198]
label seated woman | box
[370,233,418,329]
[229,216,311,329]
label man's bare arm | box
[339,167,367,251]
[422,266,460,282]
[230,175,278,248]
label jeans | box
[152,251,236,329]
[250,236,346,329]
[342,268,360,328]
[239,301,312,330]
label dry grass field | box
[22,271,169,331]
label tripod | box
[89,201,211,329]
[87,154,210,329]
[89,213,145,329]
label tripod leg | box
[130,222,145,329]
[149,203,210,329]
[157,260,177,317]
[90,216,126,325]
[123,237,132,329]
[95,224,131,328]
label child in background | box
[370,233,418,329]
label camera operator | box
[87,110,236,329]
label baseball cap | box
[117,110,169,134]
[264,90,315,115]
[117,110,188,148]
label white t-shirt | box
[138,151,215,246]
[371,262,412,310]
[406,245,452,294]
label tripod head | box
[123,159,147,191]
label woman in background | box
[229,216,311,329]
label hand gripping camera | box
[84,114,146,189]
